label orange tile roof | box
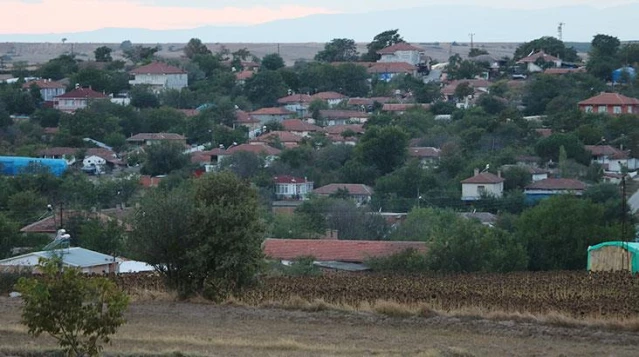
[367,62,416,74]
[578,92,639,106]
[277,94,313,104]
[323,124,365,135]
[525,178,586,191]
[382,103,430,112]
[461,172,505,184]
[250,107,294,116]
[312,91,347,100]
[408,147,441,158]
[126,133,186,142]
[313,183,373,196]
[130,62,185,75]
[235,110,260,124]
[263,239,427,263]
[377,42,424,54]
[282,119,322,132]
[224,143,282,156]
[20,210,131,233]
[235,70,254,80]
[253,131,304,143]
[55,87,108,99]
[516,51,560,64]
[22,79,65,89]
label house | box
[53,87,109,113]
[126,133,187,147]
[38,147,122,173]
[524,178,587,203]
[235,70,254,85]
[584,145,639,173]
[263,238,427,271]
[408,147,441,168]
[234,110,262,138]
[140,175,164,188]
[273,175,314,200]
[368,62,418,81]
[578,93,639,115]
[347,97,393,111]
[311,92,348,107]
[20,210,131,237]
[217,143,282,165]
[516,51,562,72]
[323,124,365,136]
[281,119,323,137]
[460,169,505,201]
[441,79,491,102]
[249,107,294,124]
[376,42,426,66]
[22,79,65,102]
[0,247,119,274]
[501,164,549,182]
[382,103,430,115]
[313,183,374,205]
[318,110,370,126]
[252,131,304,148]
[129,62,188,92]
[277,94,313,117]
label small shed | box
[587,241,639,273]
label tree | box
[356,125,408,175]
[130,85,160,108]
[587,34,622,80]
[315,38,359,62]
[243,70,287,108]
[454,82,474,100]
[219,151,264,179]
[17,258,128,357]
[76,218,126,256]
[513,36,578,62]
[516,195,622,270]
[141,141,189,176]
[183,38,211,59]
[535,133,589,165]
[361,29,404,62]
[94,46,113,62]
[129,172,265,299]
[468,48,489,57]
[0,213,18,259]
[261,53,285,71]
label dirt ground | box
[0,297,638,357]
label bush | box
[366,249,429,273]
[16,258,129,357]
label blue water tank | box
[0,156,68,177]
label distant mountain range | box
[1,4,638,43]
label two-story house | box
[578,93,639,115]
[249,107,294,124]
[584,145,639,173]
[277,94,313,117]
[377,42,425,66]
[129,62,188,92]
[461,169,505,201]
[53,87,109,113]
[273,175,314,200]
[22,79,66,102]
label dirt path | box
[1,297,637,356]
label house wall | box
[461,182,503,201]
[83,155,106,167]
[130,73,188,91]
[532,173,548,182]
[283,103,308,116]
[379,50,421,65]
[593,157,639,173]
[41,88,66,101]
[275,182,314,199]
[253,114,292,124]
[580,104,637,115]
[54,98,89,112]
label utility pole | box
[469,33,475,49]
[621,175,628,270]
[277,43,281,55]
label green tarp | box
[587,241,639,273]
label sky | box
[0,0,637,34]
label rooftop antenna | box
[558,22,565,41]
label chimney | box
[497,170,502,178]
[474,168,479,176]
[322,229,338,240]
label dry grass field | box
[0,41,520,67]
[1,295,639,357]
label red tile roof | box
[253,131,304,144]
[377,42,424,54]
[328,134,359,144]
[54,87,108,99]
[367,62,416,74]
[190,152,212,164]
[544,67,586,75]
[126,133,186,142]
[319,110,370,119]
[382,103,430,112]
[409,147,441,158]
[578,93,639,106]
[323,124,365,135]
[314,183,374,196]
[585,145,629,159]
[140,175,164,188]
[224,143,282,156]
[525,178,586,191]
[235,70,254,81]
[235,110,260,124]
[516,51,560,64]
[277,94,313,104]
[461,172,505,184]
[130,62,185,75]
[312,91,347,100]
[22,79,65,89]
[281,119,322,132]
[263,239,427,263]
[273,175,310,184]
[249,107,294,116]
[441,79,492,96]
[20,210,131,233]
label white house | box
[249,107,294,124]
[585,145,639,173]
[277,94,313,117]
[516,51,562,73]
[0,247,119,274]
[273,175,314,200]
[318,110,370,126]
[313,184,374,206]
[22,79,66,102]
[376,43,426,66]
[460,169,505,201]
[311,92,348,107]
[129,62,188,92]
[53,87,109,113]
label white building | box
[129,62,188,92]
[585,145,639,173]
[0,247,119,274]
[273,175,314,200]
[460,169,505,201]
[22,79,66,102]
[516,51,562,73]
[377,43,426,66]
[311,92,348,107]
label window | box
[584,106,593,113]
[598,106,607,113]
[613,106,622,114]
[478,186,486,195]
[629,106,634,114]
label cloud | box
[0,0,335,33]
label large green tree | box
[587,34,622,80]
[356,125,408,176]
[243,70,288,107]
[315,38,359,62]
[94,46,113,62]
[260,53,285,71]
[141,141,190,176]
[183,38,211,59]
[513,36,579,62]
[361,29,405,62]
